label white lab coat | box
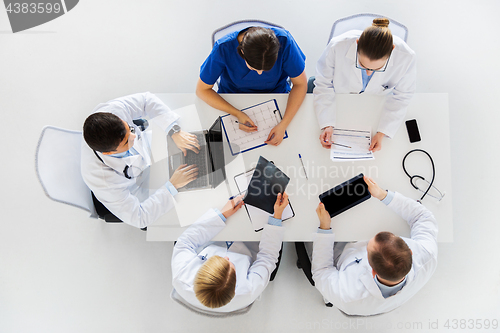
[172,209,285,313]
[314,30,416,138]
[312,192,438,316]
[81,92,179,229]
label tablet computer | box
[319,174,371,218]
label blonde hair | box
[194,255,236,308]
[358,18,393,60]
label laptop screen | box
[207,117,226,187]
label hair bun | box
[372,17,390,28]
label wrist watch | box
[168,124,181,137]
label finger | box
[181,148,187,156]
[189,137,201,150]
[176,164,188,171]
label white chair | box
[211,19,284,47]
[35,126,96,217]
[328,13,408,44]
[170,288,253,317]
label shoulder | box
[392,36,416,59]
[328,30,362,46]
[213,30,238,50]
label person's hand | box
[369,132,385,152]
[221,194,245,218]
[172,131,201,156]
[273,192,289,219]
[316,202,331,230]
[363,175,387,201]
[319,126,334,149]
[169,164,198,189]
[237,113,258,133]
[265,123,286,146]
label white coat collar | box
[359,260,385,300]
[346,41,362,85]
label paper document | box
[330,128,374,161]
[234,169,294,232]
[221,100,287,155]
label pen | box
[235,121,256,128]
[298,154,308,180]
[229,195,243,208]
[332,142,352,149]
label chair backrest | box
[212,19,284,46]
[170,288,253,317]
[35,126,95,216]
[329,13,408,44]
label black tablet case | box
[244,156,290,214]
[319,173,371,218]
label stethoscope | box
[402,149,445,201]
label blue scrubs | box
[200,27,306,93]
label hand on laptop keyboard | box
[170,164,199,189]
[172,131,201,156]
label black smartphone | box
[405,119,421,143]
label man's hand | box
[169,164,198,189]
[316,202,331,230]
[265,123,286,146]
[273,192,289,219]
[364,175,388,201]
[172,131,201,156]
[369,132,385,152]
[319,126,334,149]
[221,194,245,218]
[237,113,258,133]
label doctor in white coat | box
[312,176,438,316]
[81,92,200,229]
[172,193,289,313]
[314,18,416,152]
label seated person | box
[172,193,289,312]
[314,18,416,151]
[81,92,200,229]
[196,26,307,146]
[311,176,438,315]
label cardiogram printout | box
[221,99,287,155]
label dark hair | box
[237,27,280,71]
[83,112,126,152]
[358,18,393,60]
[368,231,412,282]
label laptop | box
[168,117,226,191]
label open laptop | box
[168,117,226,191]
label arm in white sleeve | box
[377,53,416,138]
[312,232,343,304]
[172,209,226,278]
[245,223,285,301]
[313,42,337,130]
[386,192,438,256]
[104,92,180,132]
[89,169,177,229]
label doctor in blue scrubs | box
[196,26,307,146]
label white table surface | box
[146,93,453,242]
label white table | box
[147,93,453,242]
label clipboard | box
[234,167,295,232]
[220,99,288,156]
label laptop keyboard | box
[184,133,210,189]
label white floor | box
[1,1,500,332]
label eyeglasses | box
[355,51,391,72]
[128,124,136,134]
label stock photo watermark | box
[3,0,79,33]
[290,318,499,331]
